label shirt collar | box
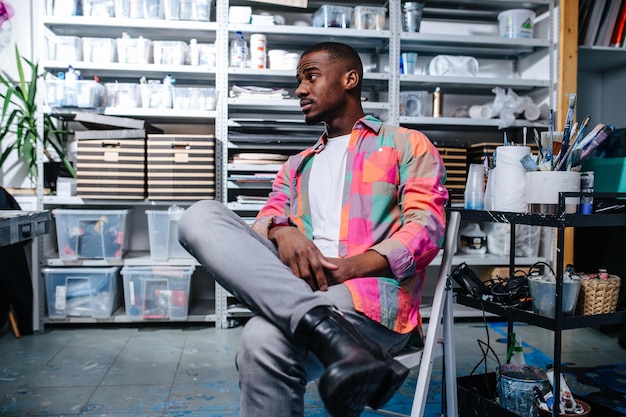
[309,115,383,154]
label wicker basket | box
[575,273,621,315]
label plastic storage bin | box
[312,5,353,28]
[105,82,141,107]
[117,36,153,64]
[121,266,194,321]
[82,37,117,63]
[46,0,81,16]
[354,6,386,30]
[82,0,115,17]
[47,36,82,61]
[189,42,217,67]
[172,87,216,110]
[53,209,131,261]
[163,0,212,21]
[43,266,121,319]
[399,91,427,117]
[145,207,192,260]
[75,80,106,108]
[153,40,188,65]
[140,81,173,109]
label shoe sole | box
[367,358,410,409]
[319,359,388,417]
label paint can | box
[497,364,551,417]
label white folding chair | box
[368,210,461,417]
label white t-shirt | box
[309,134,350,257]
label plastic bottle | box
[64,65,77,107]
[458,222,487,255]
[230,31,249,68]
[509,334,526,365]
[189,38,199,66]
[433,86,443,117]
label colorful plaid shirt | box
[253,115,448,334]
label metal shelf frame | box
[453,192,626,417]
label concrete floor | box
[0,319,624,417]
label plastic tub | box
[47,36,82,61]
[140,81,173,109]
[47,0,81,16]
[82,0,115,17]
[189,42,217,67]
[53,209,131,261]
[117,36,153,64]
[153,40,188,65]
[76,80,106,108]
[399,91,427,117]
[498,9,536,39]
[312,5,353,28]
[82,37,117,63]
[105,82,141,108]
[163,0,212,21]
[43,266,121,319]
[121,266,194,321]
[172,87,216,110]
[44,80,66,108]
[354,6,386,30]
[145,207,192,260]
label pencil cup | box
[526,171,581,214]
[464,164,485,210]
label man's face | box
[295,50,347,126]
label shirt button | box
[378,147,383,152]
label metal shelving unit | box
[35,0,557,329]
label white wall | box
[0,0,37,189]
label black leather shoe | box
[338,314,410,409]
[295,306,408,416]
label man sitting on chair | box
[178,41,448,417]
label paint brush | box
[579,124,615,161]
[560,93,576,158]
[520,153,538,171]
[552,131,564,159]
[545,110,554,169]
[571,115,591,148]
[533,128,544,161]
[554,122,578,171]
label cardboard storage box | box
[121,266,194,321]
[43,266,121,319]
[53,209,131,261]
[147,134,216,201]
[74,113,163,200]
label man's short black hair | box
[301,42,363,84]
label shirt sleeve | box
[252,162,294,238]
[369,129,449,280]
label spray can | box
[579,171,594,215]
[433,87,443,117]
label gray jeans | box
[178,200,409,417]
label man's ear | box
[344,69,359,91]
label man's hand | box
[325,251,393,285]
[268,226,338,291]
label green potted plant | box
[0,45,76,187]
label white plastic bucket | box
[498,9,536,39]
